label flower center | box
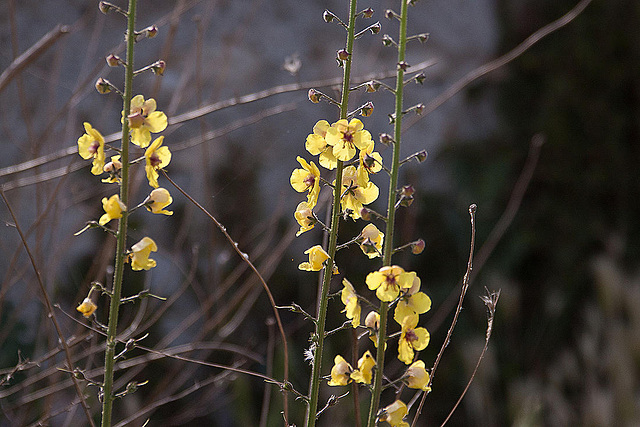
[149,153,161,167]
[343,131,354,143]
[88,140,100,155]
[303,174,315,189]
[405,329,418,343]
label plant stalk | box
[305,0,358,425]
[101,0,136,425]
[367,0,409,425]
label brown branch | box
[0,188,96,427]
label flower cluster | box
[76,94,173,316]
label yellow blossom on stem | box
[99,194,126,226]
[366,265,414,302]
[102,155,122,183]
[130,237,158,271]
[145,136,171,188]
[76,298,97,318]
[358,223,384,258]
[350,350,376,384]
[404,360,431,391]
[305,120,338,170]
[358,141,383,175]
[77,122,106,175]
[294,201,315,236]
[394,274,431,323]
[365,310,385,348]
[145,188,173,215]
[327,355,353,386]
[379,400,409,427]
[298,245,330,272]
[127,94,168,148]
[325,118,372,161]
[398,312,430,365]
[339,166,379,219]
[290,156,321,208]
[341,278,361,328]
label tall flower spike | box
[145,136,171,188]
[398,312,430,365]
[99,194,126,226]
[145,188,173,215]
[77,122,106,175]
[290,156,321,208]
[127,95,168,148]
[305,120,338,170]
[341,278,361,328]
[130,237,158,271]
[325,118,372,162]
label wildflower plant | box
[73,1,172,425]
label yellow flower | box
[145,136,171,188]
[365,310,385,348]
[327,355,353,386]
[145,188,173,215]
[339,166,379,219]
[350,351,375,384]
[298,245,330,271]
[127,95,168,148]
[398,312,430,364]
[99,194,126,226]
[305,120,337,170]
[77,122,106,175]
[379,400,409,427]
[290,156,321,208]
[404,360,431,391]
[294,201,315,236]
[358,223,384,258]
[102,155,122,183]
[341,279,361,328]
[394,274,431,324]
[358,141,383,175]
[366,265,414,302]
[325,118,372,161]
[130,237,158,271]
[76,298,97,318]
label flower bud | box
[76,298,98,318]
[382,34,393,46]
[384,9,395,19]
[359,207,371,221]
[401,185,415,198]
[399,195,414,207]
[379,133,393,146]
[360,101,374,117]
[369,22,381,35]
[103,158,122,174]
[363,7,374,18]
[415,72,426,85]
[411,239,426,255]
[99,1,111,14]
[418,33,430,43]
[337,49,350,61]
[416,150,428,162]
[397,61,409,71]
[151,60,166,75]
[365,80,380,93]
[323,10,334,23]
[145,25,158,38]
[308,88,321,103]
[95,77,111,94]
[365,311,380,331]
[415,103,425,115]
[106,54,120,67]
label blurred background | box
[1,0,639,425]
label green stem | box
[367,0,408,425]
[101,0,136,425]
[305,1,357,426]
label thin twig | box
[411,204,476,427]
[0,188,96,427]
[161,169,291,417]
[439,288,500,427]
